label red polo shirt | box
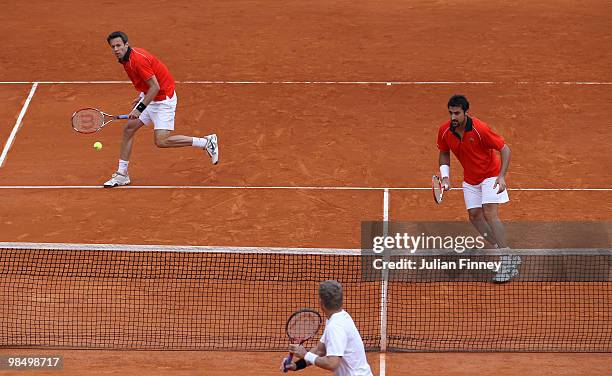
[121,47,175,101]
[437,116,506,185]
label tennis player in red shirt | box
[437,94,520,282]
[103,31,219,187]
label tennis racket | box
[432,174,444,204]
[282,308,322,372]
[71,108,129,134]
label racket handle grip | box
[116,115,129,120]
[283,353,293,372]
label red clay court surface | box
[1,1,611,375]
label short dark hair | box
[107,31,128,45]
[319,280,343,310]
[447,94,469,112]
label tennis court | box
[1,1,611,375]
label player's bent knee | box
[483,210,499,222]
[123,120,143,136]
[468,209,484,222]
[482,204,499,221]
[154,130,172,148]
[123,126,137,138]
[154,136,170,148]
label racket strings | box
[432,175,443,203]
[73,109,104,133]
[287,312,320,341]
[433,181,442,196]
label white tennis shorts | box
[138,91,177,131]
[462,176,510,210]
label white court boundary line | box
[383,189,390,222]
[0,185,610,191]
[1,80,612,85]
[0,82,38,167]
[380,189,390,354]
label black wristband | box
[294,359,307,370]
[136,102,147,112]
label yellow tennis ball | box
[93,141,103,151]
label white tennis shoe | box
[204,134,219,165]
[103,172,131,188]
[493,254,522,283]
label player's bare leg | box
[468,208,499,248]
[154,130,193,147]
[120,118,146,161]
[482,203,507,248]
[103,118,144,187]
[154,130,219,164]
[482,203,521,282]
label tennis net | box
[1,243,610,352]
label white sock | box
[192,137,208,148]
[118,159,129,175]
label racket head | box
[285,308,322,343]
[71,108,106,134]
[432,175,444,204]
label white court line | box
[0,81,131,84]
[0,185,399,190]
[38,80,131,84]
[180,80,496,85]
[380,188,390,354]
[379,353,386,376]
[0,82,38,167]
[383,188,389,222]
[508,188,612,191]
[546,81,612,85]
[0,185,610,191]
[0,80,611,85]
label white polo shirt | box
[320,310,373,376]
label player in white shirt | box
[281,280,373,376]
